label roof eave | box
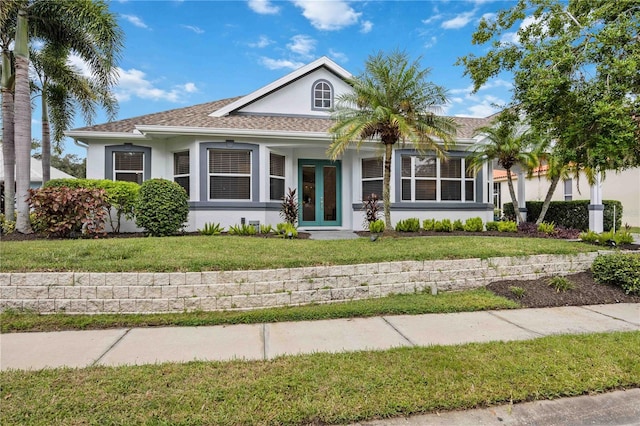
[65,131,148,141]
[134,125,332,141]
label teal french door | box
[298,160,342,226]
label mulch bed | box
[486,271,640,308]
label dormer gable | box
[209,57,352,118]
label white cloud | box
[248,0,280,15]
[329,49,348,63]
[249,35,273,48]
[441,11,476,29]
[113,68,194,103]
[481,12,496,22]
[183,82,198,93]
[422,14,443,25]
[287,35,316,58]
[259,57,305,70]
[182,25,204,34]
[424,36,437,49]
[292,0,360,31]
[121,14,149,29]
[67,54,92,77]
[360,20,373,34]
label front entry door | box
[298,160,341,227]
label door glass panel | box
[302,166,316,222]
[323,166,337,221]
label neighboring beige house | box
[493,166,640,227]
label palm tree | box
[1,1,18,221]
[328,51,457,229]
[466,111,539,224]
[4,0,122,233]
[32,43,118,184]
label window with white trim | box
[361,158,383,200]
[208,149,251,200]
[313,80,332,109]
[270,153,285,200]
[114,151,144,184]
[401,155,475,202]
[173,151,190,196]
[564,178,573,201]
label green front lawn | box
[2,331,638,425]
[0,288,519,333]
[0,235,597,272]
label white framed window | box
[270,153,285,200]
[313,80,332,109]
[114,151,144,184]
[493,182,502,207]
[401,155,475,202]
[564,178,573,201]
[173,151,190,196]
[361,158,383,200]
[208,149,251,200]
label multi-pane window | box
[270,153,285,200]
[173,151,190,196]
[208,149,251,200]
[114,151,144,184]
[564,179,573,201]
[493,182,502,208]
[313,81,332,109]
[361,158,383,200]
[401,155,475,202]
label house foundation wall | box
[0,253,600,314]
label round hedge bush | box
[135,179,189,236]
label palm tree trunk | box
[383,142,393,230]
[2,48,15,221]
[536,174,561,225]
[13,9,32,234]
[41,90,51,184]
[506,168,523,224]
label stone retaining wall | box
[0,253,599,314]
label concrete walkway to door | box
[307,230,360,240]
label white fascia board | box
[133,125,332,141]
[210,56,352,118]
[64,131,149,141]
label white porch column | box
[517,169,527,223]
[589,172,604,232]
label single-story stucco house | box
[67,57,497,232]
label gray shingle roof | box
[74,96,493,139]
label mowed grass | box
[1,332,638,425]
[0,288,519,333]
[0,235,598,272]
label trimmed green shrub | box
[497,221,518,232]
[452,219,464,231]
[592,253,640,295]
[504,200,622,231]
[422,218,435,231]
[579,230,599,243]
[434,219,453,232]
[369,219,385,233]
[464,217,484,232]
[485,221,499,231]
[46,178,139,233]
[260,224,273,234]
[537,222,556,235]
[135,179,189,236]
[28,186,109,237]
[580,230,634,246]
[395,218,420,232]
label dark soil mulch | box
[486,271,640,308]
[0,231,311,241]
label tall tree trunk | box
[383,142,393,230]
[41,89,51,184]
[506,168,523,224]
[536,173,561,225]
[14,9,32,234]
[1,49,15,220]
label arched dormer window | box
[312,80,333,110]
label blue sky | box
[45,0,521,157]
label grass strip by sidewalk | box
[0,288,519,333]
[0,235,597,272]
[2,331,638,425]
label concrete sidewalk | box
[1,303,638,371]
